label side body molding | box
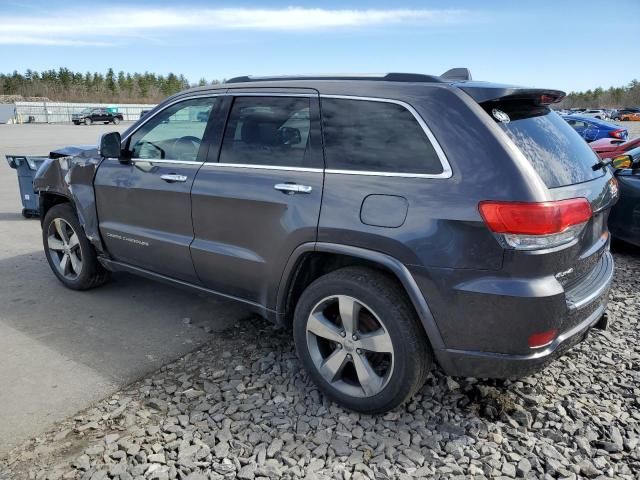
[275,242,446,350]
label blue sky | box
[1,0,638,92]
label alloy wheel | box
[47,218,83,280]
[306,295,394,398]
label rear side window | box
[486,101,603,188]
[219,96,311,168]
[320,98,444,175]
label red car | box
[590,137,640,160]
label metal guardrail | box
[11,101,157,124]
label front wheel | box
[85,118,92,125]
[42,204,110,290]
[293,266,432,413]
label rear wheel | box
[293,266,432,413]
[42,203,110,290]
[112,117,120,125]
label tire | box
[85,118,92,125]
[293,266,432,413]
[112,117,120,125]
[42,203,110,290]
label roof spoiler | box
[440,68,472,81]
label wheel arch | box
[39,191,74,224]
[275,242,446,350]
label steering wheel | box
[171,136,201,161]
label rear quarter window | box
[486,101,604,188]
[320,98,444,175]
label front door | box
[190,93,324,308]
[94,95,220,283]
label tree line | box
[558,79,640,109]
[0,68,222,103]
[3,68,639,109]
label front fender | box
[34,147,105,254]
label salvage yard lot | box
[0,123,639,479]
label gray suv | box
[34,70,617,413]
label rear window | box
[320,98,444,175]
[485,101,604,188]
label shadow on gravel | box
[1,254,639,479]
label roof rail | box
[440,68,472,81]
[224,73,444,84]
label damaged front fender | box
[34,145,107,255]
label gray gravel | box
[1,250,639,480]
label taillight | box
[609,129,626,140]
[528,329,558,349]
[479,198,592,250]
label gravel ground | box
[1,250,639,480]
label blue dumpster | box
[5,155,48,218]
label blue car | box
[562,115,628,143]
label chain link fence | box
[10,101,157,124]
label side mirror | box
[99,132,122,160]
[611,154,633,170]
[278,127,302,145]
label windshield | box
[485,101,604,188]
[80,108,92,114]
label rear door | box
[190,91,324,307]
[94,95,221,283]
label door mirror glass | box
[611,154,632,170]
[278,126,302,145]
[99,132,122,159]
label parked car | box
[32,71,616,413]
[590,136,640,160]
[608,149,640,247]
[619,112,640,121]
[579,109,606,120]
[611,108,640,120]
[562,115,628,142]
[72,108,123,125]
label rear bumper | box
[418,250,615,378]
[435,303,608,378]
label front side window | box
[320,98,444,175]
[128,97,217,161]
[218,96,311,168]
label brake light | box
[528,329,558,349]
[479,198,592,250]
[609,129,626,140]
[539,94,561,105]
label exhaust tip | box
[594,313,609,331]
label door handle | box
[274,183,313,194]
[161,174,188,183]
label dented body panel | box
[33,145,107,254]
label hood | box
[49,145,98,159]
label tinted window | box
[487,102,604,188]
[128,97,216,161]
[320,98,443,174]
[219,97,311,167]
